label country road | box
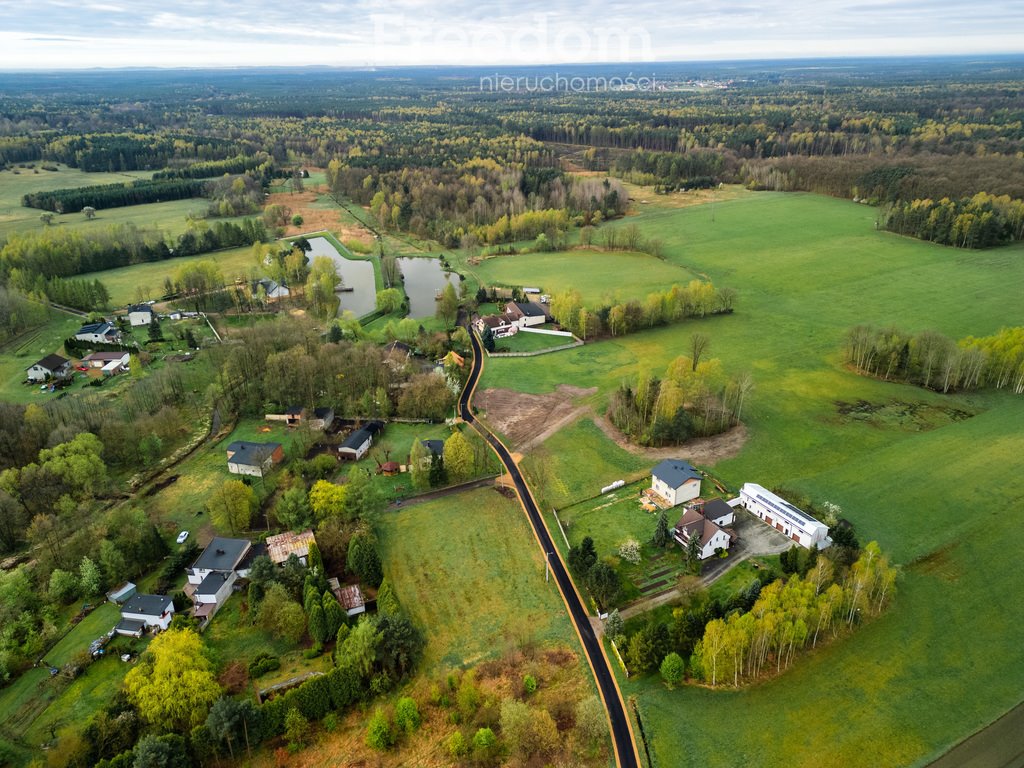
[459,326,642,768]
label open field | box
[0,164,220,239]
[375,486,584,673]
[76,245,259,306]
[469,248,699,306]
[488,191,1024,766]
[493,329,577,353]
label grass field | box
[0,164,220,240]
[76,245,259,306]
[493,329,578,354]
[483,191,1024,767]
[375,486,583,673]
[0,602,144,752]
[469,248,698,306]
[0,312,86,404]
[146,418,293,540]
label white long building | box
[739,483,831,549]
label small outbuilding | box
[266,529,317,566]
[338,421,383,461]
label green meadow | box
[0,165,211,238]
[469,248,700,305]
[485,191,1024,767]
[375,487,582,673]
[76,245,259,306]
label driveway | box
[703,508,795,585]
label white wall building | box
[651,459,702,507]
[740,483,831,549]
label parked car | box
[76,365,89,372]
[176,531,189,545]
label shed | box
[107,582,137,604]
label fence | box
[518,327,574,338]
[487,337,584,358]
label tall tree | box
[443,430,474,482]
[207,479,257,535]
[124,628,221,732]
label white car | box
[176,531,189,545]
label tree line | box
[845,324,1024,394]
[613,149,728,192]
[881,192,1024,248]
[0,285,49,342]
[22,178,206,214]
[0,217,267,285]
[153,153,272,180]
[549,279,735,342]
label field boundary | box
[487,337,584,358]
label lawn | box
[469,248,699,306]
[484,190,1024,767]
[0,311,86,403]
[204,595,333,692]
[145,418,293,540]
[374,486,583,673]
[76,245,259,306]
[0,602,146,750]
[520,418,651,511]
[493,329,578,354]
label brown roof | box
[674,508,730,548]
[335,583,365,612]
[266,529,316,565]
[479,315,509,329]
[83,351,128,362]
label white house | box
[338,421,383,461]
[187,537,252,587]
[26,354,72,383]
[651,459,702,507]
[186,537,253,620]
[740,483,831,549]
[700,498,735,527]
[226,441,284,476]
[504,301,547,328]
[127,304,155,327]
[74,322,121,345]
[475,314,518,339]
[673,508,733,560]
[254,278,290,302]
[115,594,174,636]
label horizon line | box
[2,51,1024,75]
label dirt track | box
[475,386,748,466]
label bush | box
[660,652,685,688]
[365,707,394,751]
[522,674,537,695]
[291,214,304,226]
[446,730,468,758]
[394,696,421,734]
[248,652,281,678]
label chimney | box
[216,548,225,555]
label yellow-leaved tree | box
[124,628,221,732]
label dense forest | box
[22,178,206,214]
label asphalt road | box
[460,327,641,768]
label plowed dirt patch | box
[475,385,597,448]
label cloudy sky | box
[0,0,1020,69]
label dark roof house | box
[652,459,702,488]
[421,439,445,456]
[191,537,251,573]
[226,441,283,467]
[121,593,173,617]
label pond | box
[397,257,460,319]
[304,236,377,318]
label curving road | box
[459,327,641,768]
